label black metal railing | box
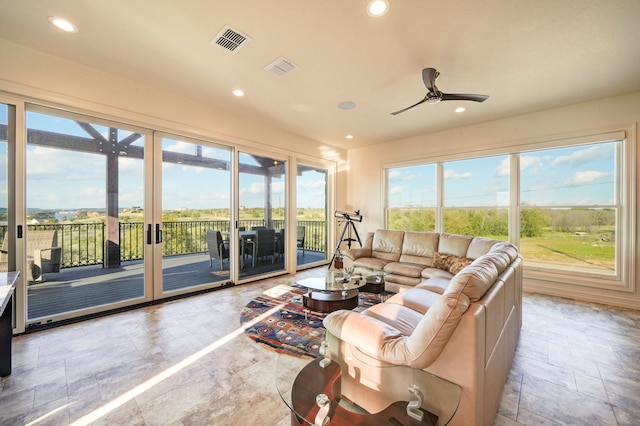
[0,219,326,268]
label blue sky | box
[388,142,616,208]
[0,108,327,211]
[2,105,615,212]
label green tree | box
[520,209,547,237]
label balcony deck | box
[27,250,325,324]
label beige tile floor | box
[1,269,639,425]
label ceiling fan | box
[391,67,489,115]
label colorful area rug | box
[240,283,387,357]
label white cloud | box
[389,185,404,194]
[519,156,542,173]
[496,158,510,176]
[569,170,611,184]
[444,170,472,179]
[552,145,613,167]
[388,171,401,179]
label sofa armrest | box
[323,310,406,360]
[343,247,371,261]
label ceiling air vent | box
[211,25,251,53]
[264,57,297,77]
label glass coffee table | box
[296,267,387,314]
[276,353,462,426]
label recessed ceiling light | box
[233,89,244,97]
[367,0,389,16]
[455,107,466,113]
[48,17,78,33]
[337,101,356,110]
[346,135,354,139]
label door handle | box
[155,224,162,244]
[17,225,23,239]
[146,224,152,244]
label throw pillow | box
[432,252,473,275]
[432,251,452,271]
[448,255,473,274]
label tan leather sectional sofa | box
[323,229,523,426]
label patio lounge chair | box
[0,230,62,282]
[206,230,230,270]
[28,230,62,282]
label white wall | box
[0,39,348,171]
[347,91,640,309]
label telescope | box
[334,210,363,222]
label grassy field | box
[520,230,615,272]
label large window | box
[385,135,631,287]
[520,142,618,275]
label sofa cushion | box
[421,267,454,280]
[383,261,425,278]
[416,277,451,295]
[384,288,441,315]
[398,232,439,265]
[437,233,473,257]
[322,310,406,360]
[363,303,424,335]
[432,252,473,274]
[446,255,499,302]
[353,257,391,270]
[371,229,404,261]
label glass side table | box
[276,352,462,426]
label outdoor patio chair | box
[245,228,276,267]
[206,230,230,270]
[26,230,62,282]
[276,228,285,262]
[296,226,306,256]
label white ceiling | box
[1,0,639,149]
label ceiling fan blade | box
[390,96,428,115]
[422,68,438,92]
[441,93,489,102]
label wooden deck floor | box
[27,250,325,323]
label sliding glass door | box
[296,163,329,268]
[238,151,286,279]
[24,107,149,325]
[159,135,231,294]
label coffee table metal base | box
[303,289,359,313]
[290,358,438,426]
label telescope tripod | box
[329,218,362,269]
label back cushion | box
[438,233,473,257]
[399,232,439,265]
[466,237,498,259]
[372,229,404,261]
[445,255,499,302]
[405,292,471,368]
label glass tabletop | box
[276,352,462,425]
[296,267,387,292]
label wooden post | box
[105,128,121,268]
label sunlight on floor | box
[51,303,286,426]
